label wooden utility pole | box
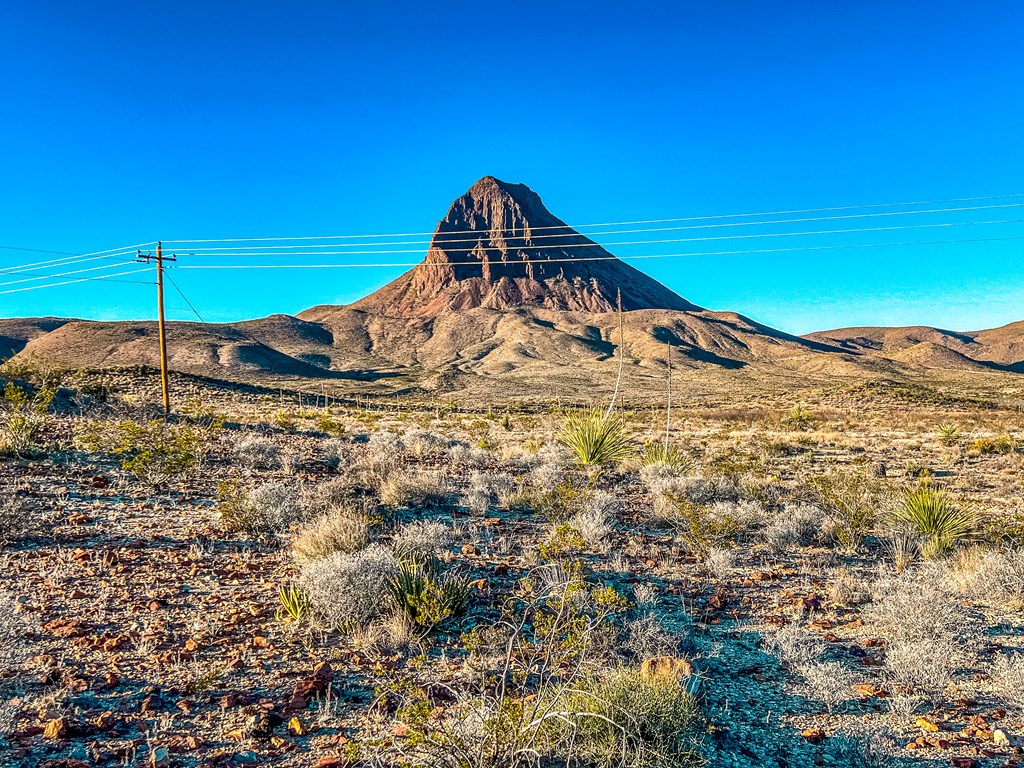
[137,242,176,415]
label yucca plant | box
[558,410,633,467]
[781,406,814,432]
[892,485,974,559]
[937,423,960,445]
[388,561,471,631]
[277,583,308,622]
[640,442,693,473]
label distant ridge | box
[346,176,700,316]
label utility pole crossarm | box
[136,242,177,415]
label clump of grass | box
[277,583,308,622]
[378,468,448,509]
[639,442,692,472]
[292,504,371,562]
[558,410,633,467]
[891,485,974,559]
[391,520,453,564]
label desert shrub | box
[568,494,616,552]
[947,545,1024,609]
[638,460,685,489]
[392,519,453,564]
[234,436,281,469]
[969,435,1017,455]
[463,472,493,515]
[388,566,649,768]
[302,475,361,518]
[299,543,397,631]
[558,410,633,467]
[781,405,815,431]
[557,667,702,768]
[805,469,886,551]
[538,522,587,560]
[624,615,679,659]
[991,653,1024,712]
[765,624,856,713]
[76,418,210,484]
[315,411,346,437]
[379,468,448,509]
[0,382,54,456]
[661,497,762,553]
[404,429,448,459]
[218,481,301,534]
[639,443,693,473]
[292,504,370,562]
[890,485,974,559]
[355,431,407,482]
[864,567,965,702]
[865,567,963,642]
[704,546,735,579]
[764,502,824,549]
[321,438,348,469]
[448,442,491,467]
[388,561,471,630]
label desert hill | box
[805,321,1024,372]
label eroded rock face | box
[351,176,702,316]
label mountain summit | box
[350,176,701,316]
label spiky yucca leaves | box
[781,406,814,432]
[388,561,471,630]
[277,583,308,622]
[893,485,974,559]
[558,410,633,467]
[937,423,960,446]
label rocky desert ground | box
[1,361,1023,768]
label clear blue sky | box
[2,1,1022,335]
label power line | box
[163,270,206,323]
[172,233,1024,270]
[0,269,153,287]
[162,192,1024,245]
[0,267,153,295]
[167,201,1024,253]
[0,259,160,288]
[163,217,1024,260]
[0,245,79,256]
[0,242,156,276]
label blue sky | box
[1,1,1022,335]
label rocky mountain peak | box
[350,176,701,316]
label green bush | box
[892,485,974,559]
[969,435,1017,455]
[936,423,960,445]
[805,470,886,551]
[558,410,633,467]
[76,419,209,484]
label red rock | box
[43,717,68,739]
[801,728,826,744]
